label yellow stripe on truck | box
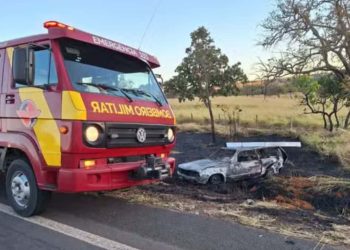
[62,91,87,120]
[6,47,14,66]
[19,88,61,167]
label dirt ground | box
[110,132,350,247]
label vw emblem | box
[136,128,147,143]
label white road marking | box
[0,203,138,250]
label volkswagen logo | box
[136,128,147,143]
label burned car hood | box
[178,159,221,171]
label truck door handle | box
[5,94,15,104]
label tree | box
[259,0,350,129]
[255,58,282,99]
[295,74,347,131]
[165,27,247,143]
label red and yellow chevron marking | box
[62,91,87,120]
[19,88,61,167]
[6,47,14,66]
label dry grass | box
[170,95,349,129]
[170,95,319,128]
[310,176,350,197]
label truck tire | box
[5,159,51,217]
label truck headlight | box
[167,128,175,143]
[85,125,102,144]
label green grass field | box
[169,95,350,168]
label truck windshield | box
[59,39,166,104]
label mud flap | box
[0,148,7,171]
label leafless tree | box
[260,0,350,128]
[255,59,275,98]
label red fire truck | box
[0,21,176,217]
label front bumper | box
[177,170,209,184]
[57,157,175,192]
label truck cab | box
[0,21,176,216]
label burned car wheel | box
[209,174,224,185]
[265,167,275,179]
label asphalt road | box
[0,178,336,250]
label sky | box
[0,0,276,80]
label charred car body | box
[177,142,301,185]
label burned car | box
[177,142,301,184]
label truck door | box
[3,43,61,167]
[4,43,59,120]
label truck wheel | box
[6,159,51,217]
[209,174,224,185]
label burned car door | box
[258,147,287,174]
[228,150,262,178]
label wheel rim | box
[11,171,31,208]
[211,175,222,185]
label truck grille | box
[106,123,170,148]
[178,168,200,177]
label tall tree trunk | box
[207,98,216,143]
[321,102,329,130]
[345,109,350,129]
[333,100,340,128]
[334,111,340,128]
[322,114,328,129]
[327,114,334,132]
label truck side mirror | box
[155,74,163,85]
[12,47,35,85]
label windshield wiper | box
[76,82,133,102]
[123,88,163,106]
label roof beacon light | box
[44,21,74,31]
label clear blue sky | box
[0,0,275,80]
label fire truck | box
[0,21,176,217]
